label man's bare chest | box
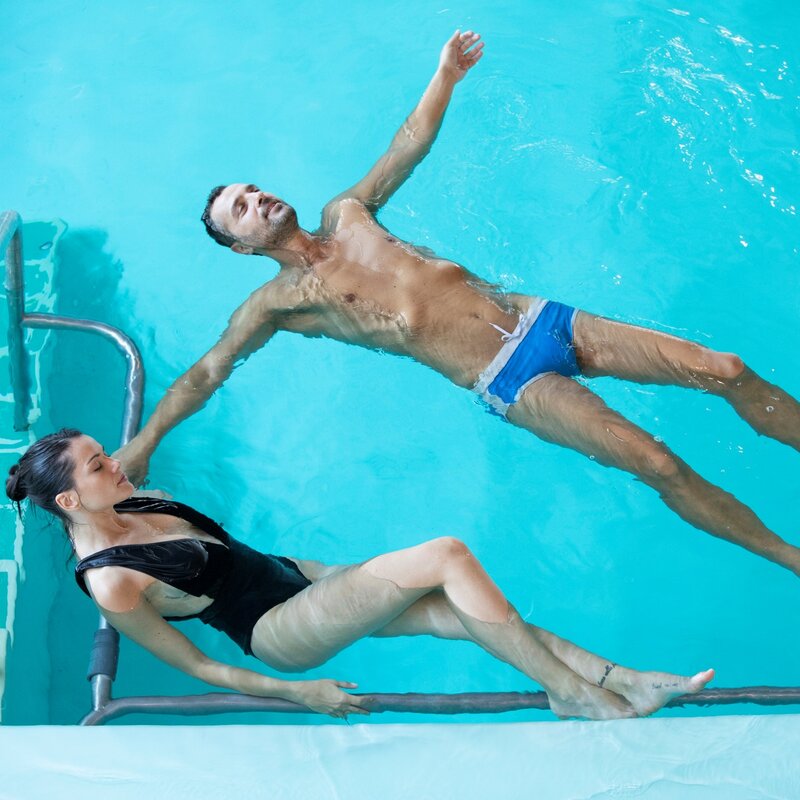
[270,201,471,340]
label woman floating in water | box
[6,428,713,720]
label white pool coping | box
[2,714,798,799]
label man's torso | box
[265,199,532,387]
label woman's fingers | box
[331,705,370,719]
[315,679,371,719]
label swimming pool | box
[1,0,798,743]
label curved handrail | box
[23,314,143,444]
[3,209,143,716]
[2,211,144,441]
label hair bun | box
[6,464,27,502]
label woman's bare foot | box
[605,666,715,716]
[547,677,638,721]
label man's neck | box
[259,228,330,270]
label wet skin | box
[120,31,800,576]
[215,185,530,389]
[170,179,800,579]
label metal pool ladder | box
[2,209,143,719]
[4,208,800,724]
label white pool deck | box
[2,714,798,799]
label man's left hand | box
[439,30,484,83]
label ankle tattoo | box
[598,663,617,688]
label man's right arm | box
[115,289,277,485]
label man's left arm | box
[325,30,483,216]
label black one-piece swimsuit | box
[74,496,311,655]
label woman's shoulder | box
[83,563,152,613]
[115,493,232,545]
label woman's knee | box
[415,537,474,580]
[426,536,472,562]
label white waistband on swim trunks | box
[472,298,548,402]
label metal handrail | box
[2,209,143,717]
[78,686,800,726]
[1,211,144,442]
[5,209,800,726]
[2,211,31,431]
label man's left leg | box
[573,312,800,450]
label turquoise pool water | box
[1,1,798,726]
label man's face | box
[211,183,298,251]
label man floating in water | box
[120,31,800,574]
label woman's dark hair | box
[5,428,83,531]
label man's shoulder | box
[239,277,289,314]
[319,195,371,232]
[235,274,311,325]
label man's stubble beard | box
[262,206,299,250]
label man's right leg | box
[505,374,800,574]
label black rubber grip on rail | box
[86,627,120,682]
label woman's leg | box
[287,558,343,582]
[363,537,636,719]
[257,539,633,719]
[522,626,713,716]
[250,554,430,673]
[374,593,713,716]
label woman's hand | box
[288,679,370,718]
[438,30,484,83]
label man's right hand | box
[112,439,152,487]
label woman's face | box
[67,435,134,512]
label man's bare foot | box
[605,666,715,716]
[547,679,638,721]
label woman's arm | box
[89,572,368,716]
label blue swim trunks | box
[473,299,581,417]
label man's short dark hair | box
[201,185,236,248]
